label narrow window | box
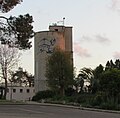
[26,89,30,93]
[20,89,23,93]
[13,89,16,93]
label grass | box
[0,99,25,104]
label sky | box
[2,0,120,74]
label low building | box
[6,86,35,101]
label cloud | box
[95,34,110,44]
[113,51,120,59]
[81,35,93,42]
[80,34,110,44]
[111,0,120,11]
[74,42,91,58]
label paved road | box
[0,105,119,118]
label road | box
[0,104,119,118]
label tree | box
[94,64,104,79]
[0,0,23,13]
[46,48,74,96]
[0,44,20,99]
[0,0,34,50]
[24,71,34,87]
[105,59,115,70]
[105,59,120,70]
[0,14,34,49]
[79,68,93,83]
[11,67,34,87]
[74,75,84,93]
[114,59,120,69]
[92,64,104,93]
[99,69,120,102]
[75,67,94,93]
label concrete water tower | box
[34,24,73,92]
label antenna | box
[63,17,65,26]
[57,17,65,26]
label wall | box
[6,86,35,101]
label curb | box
[26,101,120,114]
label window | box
[20,89,23,93]
[26,89,30,93]
[55,29,58,31]
[13,89,16,93]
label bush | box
[90,92,105,106]
[76,93,94,105]
[118,93,120,104]
[65,87,76,96]
[32,90,55,101]
[100,102,119,110]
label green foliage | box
[75,68,93,93]
[11,67,34,87]
[90,92,105,106]
[100,101,120,110]
[0,0,34,50]
[34,58,120,110]
[10,14,34,49]
[93,64,104,79]
[46,48,74,96]
[105,59,120,70]
[76,93,94,105]
[65,87,75,96]
[0,0,23,13]
[1,14,34,49]
[99,68,120,97]
[91,64,104,93]
[32,90,55,101]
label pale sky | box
[2,0,120,74]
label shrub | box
[76,93,94,104]
[32,90,55,101]
[65,87,76,96]
[90,92,105,106]
[100,102,118,110]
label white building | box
[34,25,73,92]
[6,86,35,101]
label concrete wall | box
[6,86,35,101]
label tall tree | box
[46,48,74,96]
[105,60,115,70]
[0,14,34,49]
[0,0,23,13]
[114,59,120,69]
[0,0,34,50]
[105,59,120,70]
[92,64,104,93]
[0,44,20,99]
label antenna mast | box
[57,17,65,26]
[63,17,65,26]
